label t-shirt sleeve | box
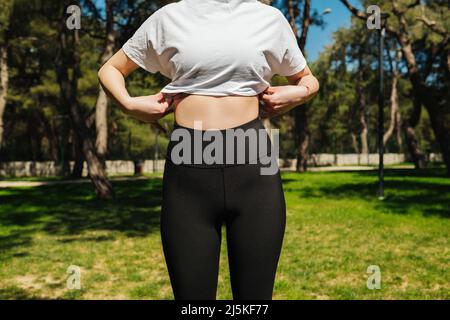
[274,11,308,76]
[122,10,163,74]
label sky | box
[271,0,361,62]
[305,0,357,62]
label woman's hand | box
[258,85,309,118]
[124,92,171,133]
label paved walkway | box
[0,165,415,188]
[282,164,414,172]
[307,166,375,172]
[0,176,150,188]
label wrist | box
[122,96,135,112]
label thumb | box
[262,94,273,101]
[159,100,169,110]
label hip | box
[165,116,279,175]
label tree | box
[288,0,312,172]
[383,48,403,149]
[56,0,114,199]
[340,0,450,175]
[0,0,12,152]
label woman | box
[98,0,319,300]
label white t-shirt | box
[122,0,308,97]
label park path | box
[0,176,150,188]
[0,165,414,188]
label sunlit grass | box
[0,168,448,299]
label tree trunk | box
[56,2,114,199]
[351,133,359,154]
[0,44,8,151]
[383,51,401,147]
[356,52,369,155]
[39,111,59,161]
[289,0,311,172]
[295,106,309,172]
[395,111,403,152]
[360,120,369,155]
[95,0,115,163]
[0,0,11,153]
[72,132,84,179]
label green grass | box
[0,168,449,299]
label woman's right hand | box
[124,92,170,123]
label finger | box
[265,86,276,94]
[155,92,164,100]
[159,101,169,111]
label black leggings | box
[160,117,286,300]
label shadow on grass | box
[0,286,43,299]
[0,230,33,252]
[0,178,164,245]
[282,168,450,218]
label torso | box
[132,0,300,129]
[150,0,287,129]
[172,94,260,130]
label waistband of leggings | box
[166,116,272,168]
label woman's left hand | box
[258,85,309,118]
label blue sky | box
[305,0,357,61]
[272,0,360,62]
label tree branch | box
[418,16,449,37]
[340,0,399,37]
[339,0,367,20]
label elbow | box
[315,77,320,95]
[97,65,105,85]
[311,76,320,97]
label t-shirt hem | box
[160,88,266,97]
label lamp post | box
[377,13,390,200]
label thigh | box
[224,164,286,300]
[161,161,225,300]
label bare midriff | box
[172,94,260,130]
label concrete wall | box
[0,153,443,177]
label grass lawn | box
[0,168,448,299]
